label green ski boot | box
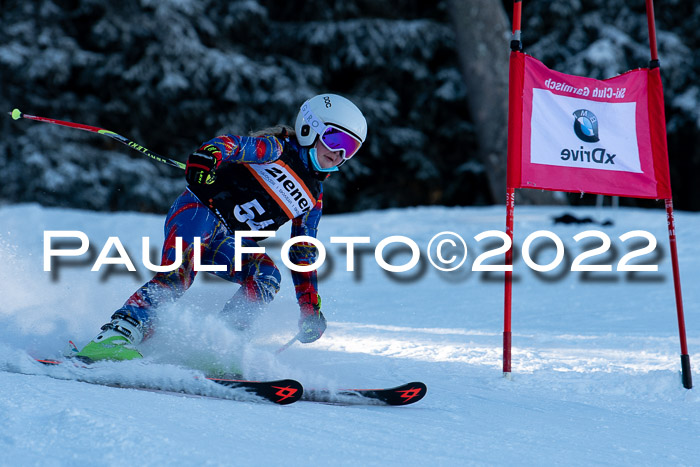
[76,317,144,362]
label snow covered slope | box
[0,203,698,465]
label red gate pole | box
[504,189,515,375]
[645,0,660,64]
[646,0,692,389]
[665,200,692,389]
[511,0,522,50]
[503,0,522,377]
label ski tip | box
[35,358,62,365]
[10,108,22,120]
[305,381,428,406]
[34,355,94,366]
[383,381,427,406]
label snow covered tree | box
[0,0,697,212]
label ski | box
[302,381,427,406]
[34,358,302,405]
[34,358,425,406]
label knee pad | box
[221,272,281,330]
[247,271,281,304]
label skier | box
[76,94,367,362]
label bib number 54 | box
[234,200,274,230]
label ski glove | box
[185,145,221,185]
[298,294,326,344]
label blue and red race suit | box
[113,133,325,335]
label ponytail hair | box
[248,125,296,139]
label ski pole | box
[275,333,301,355]
[8,108,186,170]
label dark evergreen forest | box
[1,0,697,214]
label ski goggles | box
[300,101,363,160]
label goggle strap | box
[300,100,326,135]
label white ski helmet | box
[295,93,367,172]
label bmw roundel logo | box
[572,109,599,143]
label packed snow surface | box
[0,202,698,465]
